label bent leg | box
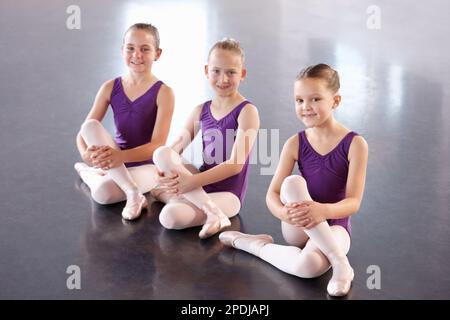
[153,146,232,237]
[280,175,310,247]
[280,174,354,296]
[153,146,214,208]
[78,119,146,219]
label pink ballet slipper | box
[121,194,148,220]
[198,201,231,239]
[219,231,274,248]
[198,217,222,239]
[326,256,354,297]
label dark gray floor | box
[0,0,449,299]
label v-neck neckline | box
[207,100,247,122]
[120,78,160,104]
[303,131,352,157]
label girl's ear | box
[241,68,247,80]
[154,48,162,61]
[333,94,341,109]
[204,65,209,77]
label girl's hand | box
[150,171,178,197]
[82,145,101,165]
[282,202,306,225]
[90,146,124,170]
[286,201,328,229]
[171,171,197,195]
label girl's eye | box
[296,99,303,103]
[142,48,150,52]
[312,98,321,102]
[126,47,134,51]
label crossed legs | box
[75,119,155,219]
[152,146,240,238]
[220,175,354,296]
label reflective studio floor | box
[0,0,449,299]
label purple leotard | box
[110,77,163,167]
[199,100,252,203]
[297,130,358,235]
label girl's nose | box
[220,73,229,83]
[302,101,312,110]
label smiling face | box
[205,48,246,97]
[294,78,341,128]
[122,29,161,74]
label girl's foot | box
[121,194,148,220]
[219,231,273,248]
[327,256,354,297]
[198,201,231,239]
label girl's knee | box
[159,205,184,230]
[281,175,307,191]
[91,190,116,205]
[153,146,181,170]
[280,175,310,203]
[213,192,241,218]
[80,119,102,135]
[91,180,123,205]
[153,145,171,161]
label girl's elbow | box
[351,201,361,215]
[265,194,272,209]
[232,163,245,175]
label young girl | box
[219,64,368,297]
[151,38,260,239]
[75,23,174,220]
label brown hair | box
[208,38,245,63]
[296,63,340,92]
[124,23,160,49]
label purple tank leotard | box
[297,130,358,235]
[199,100,252,203]
[110,77,163,168]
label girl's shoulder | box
[287,132,300,145]
[240,101,258,113]
[191,102,209,120]
[348,134,368,161]
[349,134,368,151]
[156,81,174,99]
[96,78,117,101]
[236,102,259,120]
[282,133,300,161]
[101,78,117,90]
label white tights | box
[152,146,241,229]
[76,119,157,204]
[234,175,351,279]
